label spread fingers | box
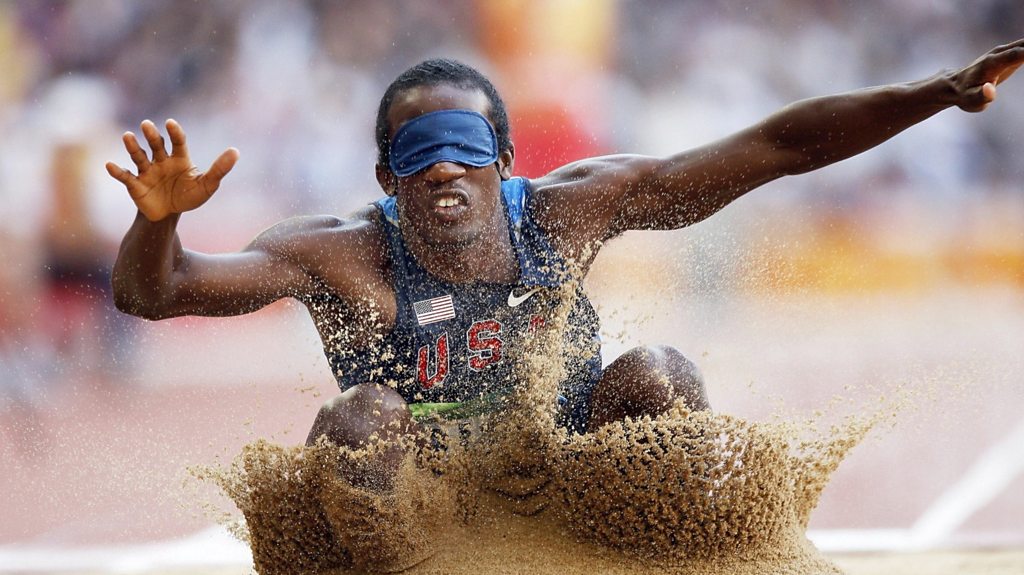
[105,162,145,200]
[199,148,240,195]
[140,119,168,161]
[166,119,189,159]
[122,131,151,173]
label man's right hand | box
[105,119,239,222]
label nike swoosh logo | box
[507,287,541,308]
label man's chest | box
[399,283,551,396]
[306,279,552,393]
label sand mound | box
[196,281,881,574]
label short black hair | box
[375,58,511,169]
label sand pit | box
[191,283,895,575]
[9,287,1022,575]
[50,549,1024,575]
[200,416,865,575]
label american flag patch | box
[413,294,455,325]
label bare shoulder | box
[247,205,388,272]
[249,207,380,249]
[526,154,662,248]
[530,154,660,198]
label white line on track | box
[906,417,1024,549]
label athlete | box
[108,40,1023,487]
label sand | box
[186,279,912,575]
[50,550,1024,575]
[196,409,878,574]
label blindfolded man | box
[108,40,1024,489]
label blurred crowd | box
[1,0,1022,407]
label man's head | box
[374,59,515,250]
[375,59,512,170]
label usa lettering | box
[417,332,448,389]
[467,319,503,371]
[416,316,538,388]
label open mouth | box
[429,191,469,219]
[434,195,463,208]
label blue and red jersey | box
[318,177,600,431]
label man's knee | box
[306,384,414,491]
[589,345,710,429]
[644,345,707,405]
[306,383,412,448]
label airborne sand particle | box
[195,278,893,575]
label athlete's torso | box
[304,178,601,427]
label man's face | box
[378,84,513,249]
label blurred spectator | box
[39,143,135,385]
[0,0,1021,396]
[0,228,52,456]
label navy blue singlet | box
[320,177,601,432]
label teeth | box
[435,197,460,208]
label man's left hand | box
[953,38,1024,112]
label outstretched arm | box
[531,38,1024,248]
[108,120,316,319]
[112,212,322,319]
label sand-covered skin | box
[197,280,886,574]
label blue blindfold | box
[388,109,499,177]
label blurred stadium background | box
[1,0,1022,572]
